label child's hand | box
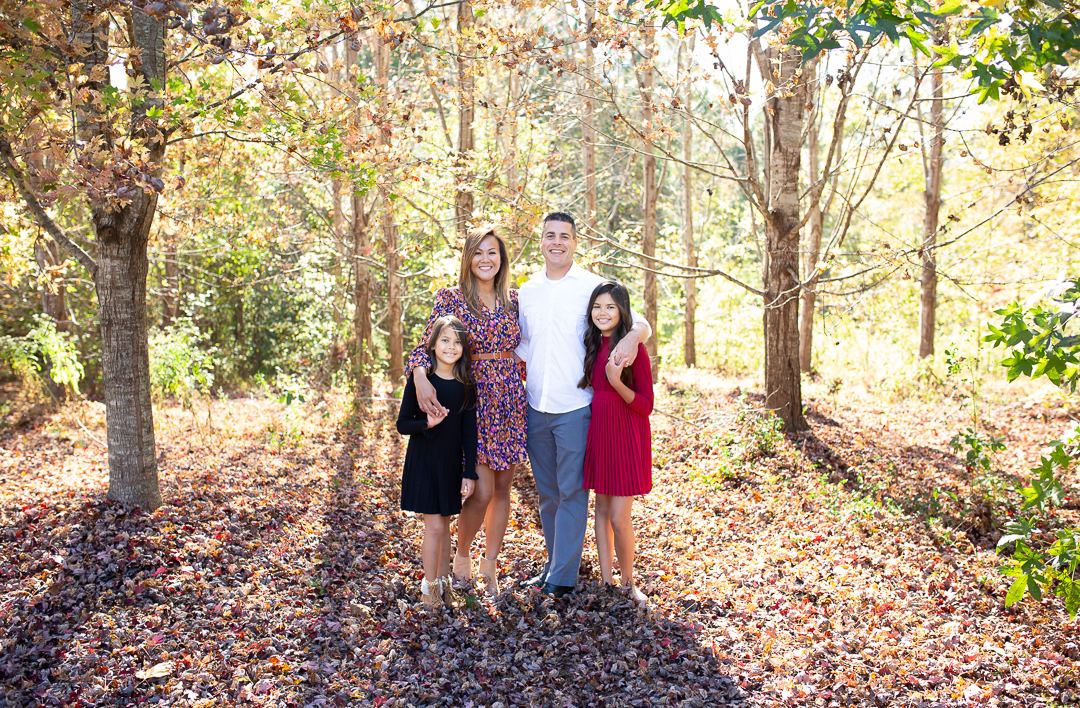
[461,478,475,500]
[426,408,448,429]
[605,357,625,386]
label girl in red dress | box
[579,281,653,603]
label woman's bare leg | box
[594,494,615,585]
[455,464,493,569]
[609,496,636,587]
[482,465,515,560]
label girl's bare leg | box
[423,514,450,583]
[439,519,451,580]
[594,494,615,585]
[454,464,493,567]
[482,465,515,560]
[609,496,636,587]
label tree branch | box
[0,136,97,277]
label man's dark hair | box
[543,211,576,234]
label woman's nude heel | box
[478,557,499,595]
[453,553,472,582]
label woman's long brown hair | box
[458,224,514,318]
[425,316,476,411]
[578,281,635,390]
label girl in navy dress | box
[397,316,478,608]
[579,281,653,603]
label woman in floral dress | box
[406,225,528,594]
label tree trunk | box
[376,38,404,386]
[454,0,475,234]
[330,176,344,370]
[581,4,597,247]
[680,35,696,368]
[506,69,521,257]
[637,24,659,379]
[919,61,943,359]
[35,238,70,402]
[799,60,822,374]
[346,43,373,408]
[162,235,179,327]
[95,196,161,510]
[760,46,808,432]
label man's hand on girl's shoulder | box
[611,327,645,367]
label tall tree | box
[755,44,808,430]
[799,59,824,374]
[375,37,405,385]
[1,4,168,508]
[636,23,660,376]
[679,34,697,368]
[919,47,944,359]
[454,0,476,234]
[581,4,598,245]
[34,238,70,402]
[345,41,374,407]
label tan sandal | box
[478,557,499,595]
[453,553,472,582]
[420,580,444,609]
[440,576,460,608]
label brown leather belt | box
[474,351,515,361]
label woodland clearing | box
[1,371,1077,708]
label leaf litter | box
[0,374,1077,707]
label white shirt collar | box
[537,261,583,283]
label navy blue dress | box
[397,374,478,516]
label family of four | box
[395,212,655,608]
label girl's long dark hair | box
[578,281,634,390]
[426,316,476,411]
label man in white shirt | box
[515,212,651,597]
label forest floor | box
[1,371,1078,708]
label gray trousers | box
[527,404,591,587]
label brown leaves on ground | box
[0,376,1077,707]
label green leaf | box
[1005,574,1028,606]
[1027,575,1043,601]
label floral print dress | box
[406,287,528,471]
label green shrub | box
[149,320,215,409]
[986,277,1079,618]
[0,315,84,398]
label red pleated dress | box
[582,338,654,497]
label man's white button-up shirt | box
[514,262,649,414]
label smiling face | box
[591,292,621,336]
[433,326,463,369]
[541,219,577,277]
[470,235,501,285]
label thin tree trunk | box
[162,234,179,326]
[581,4,597,246]
[330,176,344,369]
[346,43,372,407]
[760,45,808,431]
[35,238,69,402]
[454,0,475,234]
[376,38,404,386]
[919,61,943,359]
[680,35,696,368]
[329,42,345,372]
[637,24,659,379]
[799,60,822,374]
[507,69,520,257]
